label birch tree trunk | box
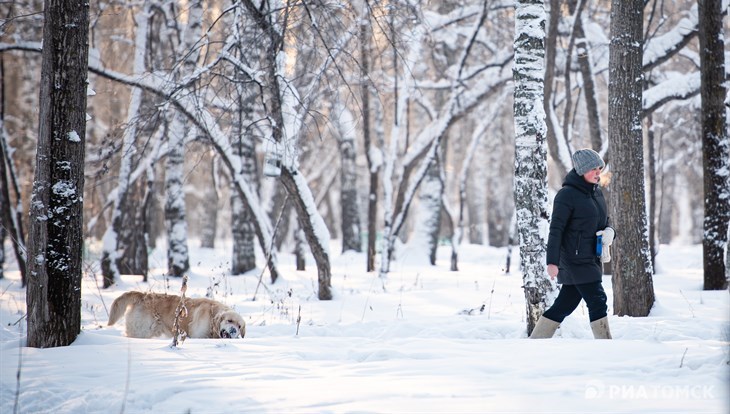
[101,1,150,286]
[513,0,558,335]
[163,0,203,277]
[336,103,362,253]
[240,0,332,299]
[608,0,655,316]
[199,158,219,249]
[26,0,89,347]
[230,109,257,275]
[413,154,444,265]
[164,115,191,277]
[698,0,729,290]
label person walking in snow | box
[530,148,615,339]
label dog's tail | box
[107,291,144,326]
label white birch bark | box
[163,0,203,277]
[101,1,149,286]
[513,0,558,334]
[334,102,362,253]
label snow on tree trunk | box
[608,0,655,316]
[336,103,362,253]
[699,0,729,290]
[513,0,558,335]
[26,0,89,348]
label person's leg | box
[574,282,608,322]
[541,284,582,323]
[530,285,583,338]
[575,281,611,339]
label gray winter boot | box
[529,316,560,339]
[590,316,612,339]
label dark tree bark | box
[26,0,89,348]
[608,0,655,316]
[698,0,729,290]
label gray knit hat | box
[572,148,605,175]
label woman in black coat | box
[530,148,615,339]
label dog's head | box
[216,310,246,339]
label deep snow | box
[0,241,728,413]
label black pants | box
[542,281,608,322]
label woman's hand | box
[547,264,559,280]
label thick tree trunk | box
[699,0,729,290]
[608,0,655,316]
[26,0,89,348]
[513,0,558,335]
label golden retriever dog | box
[108,291,245,339]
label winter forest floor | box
[0,241,728,414]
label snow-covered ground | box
[1,242,728,413]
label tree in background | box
[100,0,152,287]
[698,0,729,291]
[608,0,655,316]
[26,0,89,347]
[0,0,715,304]
[513,0,558,334]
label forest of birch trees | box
[1,0,728,344]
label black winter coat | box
[546,169,609,285]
